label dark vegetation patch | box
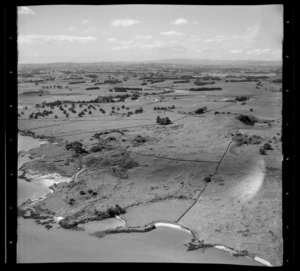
[194,81,215,86]
[174,80,190,83]
[154,105,175,111]
[65,141,88,154]
[233,133,263,147]
[195,107,208,114]
[235,96,249,102]
[68,81,86,84]
[263,143,273,150]
[236,114,259,126]
[86,87,100,90]
[259,148,267,155]
[82,150,139,177]
[92,129,126,140]
[132,135,148,146]
[156,116,172,125]
[189,87,222,91]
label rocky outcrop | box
[58,216,78,229]
[58,204,126,229]
[92,224,156,238]
[65,141,88,154]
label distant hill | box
[149,58,282,67]
[18,58,282,68]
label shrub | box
[156,116,171,125]
[195,107,207,114]
[235,96,249,102]
[236,114,258,126]
[263,143,273,150]
[259,148,267,155]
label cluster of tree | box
[29,110,54,119]
[272,79,282,83]
[114,87,142,92]
[141,82,147,85]
[85,74,98,79]
[86,87,100,90]
[154,105,175,110]
[195,107,208,114]
[67,104,77,114]
[113,88,127,92]
[180,75,194,80]
[131,94,140,100]
[156,116,172,125]
[225,79,259,82]
[65,141,87,154]
[189,87,222,91]
[225,75,241,79]
[92,129,126,140]
[134,107,144,114]
[150,79,165,84]
[26,79,44,83]
[68,81,86,84]
[199,76,221,81]
[40,100,63,107]
[104,79,122,84]
[246,76,269,80]
[174,80,190,84]
[235,96,249,102]
[41,85,64,89]
[88,104,96,110]
[194,81,216,86]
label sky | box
[17,5,283,63]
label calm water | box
[18,134,72,205]
[18,218,262,265]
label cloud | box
[107,38,117,42]
[246,48,271,55]
[230,49,243,54]
[18,6,35,15]
[110,40,164,51]
[18,35,97,44]
[155,45,187,54]
[82,20,91,24]
[193,21,199,24]
[66,27,76,31]
[84,26,97,33]
[111,19,141,27]
[202,49,216,53]
[188,36,202,42]
[135,35,153,40]
[171,18,188,25]
[247,27,253,31]
[203,39,215,43]
[160,31,184,36]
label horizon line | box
[18,58,282,65]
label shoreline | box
[17,80,282,265]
